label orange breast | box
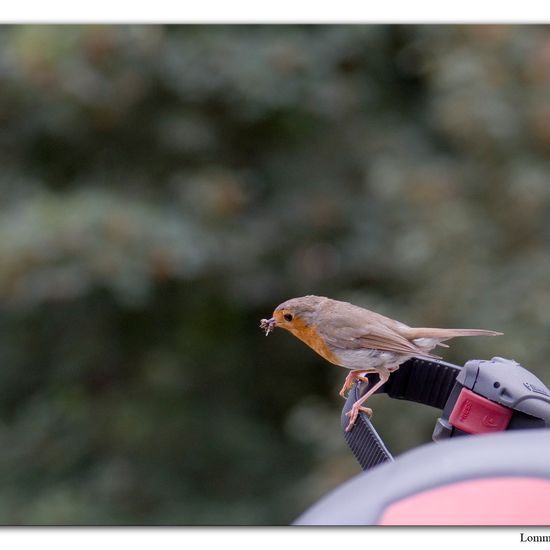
[287,318,340,365]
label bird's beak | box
[260,317,277,336]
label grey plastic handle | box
[458,357,550,426]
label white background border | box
[0,4,547,548]
[1,0,549,23]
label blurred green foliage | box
[0,24,549,524]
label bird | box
[260,295,502,431]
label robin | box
[260,295,502,431]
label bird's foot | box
[339,371,370,399]
[339,385,350,399]
[344,405,373,432]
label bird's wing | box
[318,314,441,358]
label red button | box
[449,388,512,434]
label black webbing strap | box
[341,357,461,471]
[341,384,395,469]
[380,357,462,409]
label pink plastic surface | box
[379,477,550,525]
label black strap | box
[381,357,461,409]
[342,357,461,471]
[342,382,394,468]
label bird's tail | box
[406,327,503,341]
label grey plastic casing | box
[434,357,550,441]
[294,429,550,525]
[296,357,550,525]
[460,357,550,424]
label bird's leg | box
[339,369,377,398]
[345,367,390,432]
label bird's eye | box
[283,313,293,322]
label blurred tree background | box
[0,24,548,524]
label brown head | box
[260,295,325,335]
[259,295,340,364]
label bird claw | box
[339,387,349,398]
[339,371,370,399]
[345,406,373,432]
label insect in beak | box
[260,317,277,336]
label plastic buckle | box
[448,388,513,434]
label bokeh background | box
[0,24,548,525]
